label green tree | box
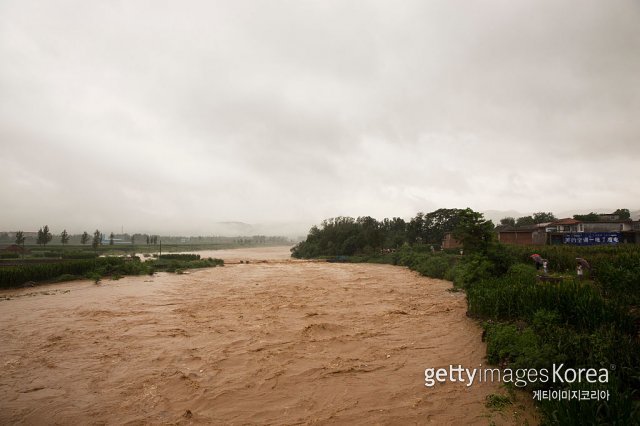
[381,217,407,248]
[532,212,556,224]
[44,225,52,245]
[357,216,384,251]
[407,208,467,245]
[452,208,494,253]
[422,208,467,244]
[80,231,89,245]
[131,234,135,245]
[407,212,425,244]
[515,216,535,227]
[573,212,599,222]
[37,225,52,246]
[60,229,70,245]
[613,208,631,220]
[109,232,115,245]
[500,217,516,227]
[15,230,26,246]
[92,230,101,250]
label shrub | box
[485,393,512,410]
[540,380,639,426]
[159,254,201,261]
[451,255,494,288]
[87,272,101,284]
[0,257,146,288]
[414,255,452,279]
[53,274,80,282]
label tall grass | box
[0,257,131,287]
[0,256,224,288]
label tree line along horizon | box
[4,207,632,251]
[291,208,633,258]
[10,227,162,249]
[5,228,289,248]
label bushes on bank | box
[0,255,224,287]
[0,259,107,287]
[157,253,201,261]
[414,255,455,279]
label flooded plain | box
[0,247,536,425]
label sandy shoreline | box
[0,247,537,424]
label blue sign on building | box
[563,232,621,246]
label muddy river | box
[0,247,536,424]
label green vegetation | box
[0,253,20,259]
[500,217,516,227]
[157,253,201,261]
[36,225,52,246]
[53,273,81,282]
[0,226,286,288]
[573,209,630,221]
[151,257,223,273]
[614,208,632,220]
[573,212,601,222]
[92,229,101,250]
[291,208,480,258]
[485,393,512,411]
[0,255,224,288]
[1,228,290,250]
[60,229,70,245]
[513,212,557,227]
[293,209,640,424]
[15,231,25,246]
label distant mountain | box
[210,221,255,235]
[208,221,312,239]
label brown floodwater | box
[0,246,537,425]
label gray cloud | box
[1,0,639,235]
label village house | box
[441,232,462,249]
[546,216,635,245]
[497,223,548,246]
[497,213,638,246]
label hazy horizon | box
[2,207,639,240]
[2,1,639,236]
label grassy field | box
[0,244,239,288]
[0,241,279,257]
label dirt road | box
[0,247,535,424]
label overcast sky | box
[1,0,639,235]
